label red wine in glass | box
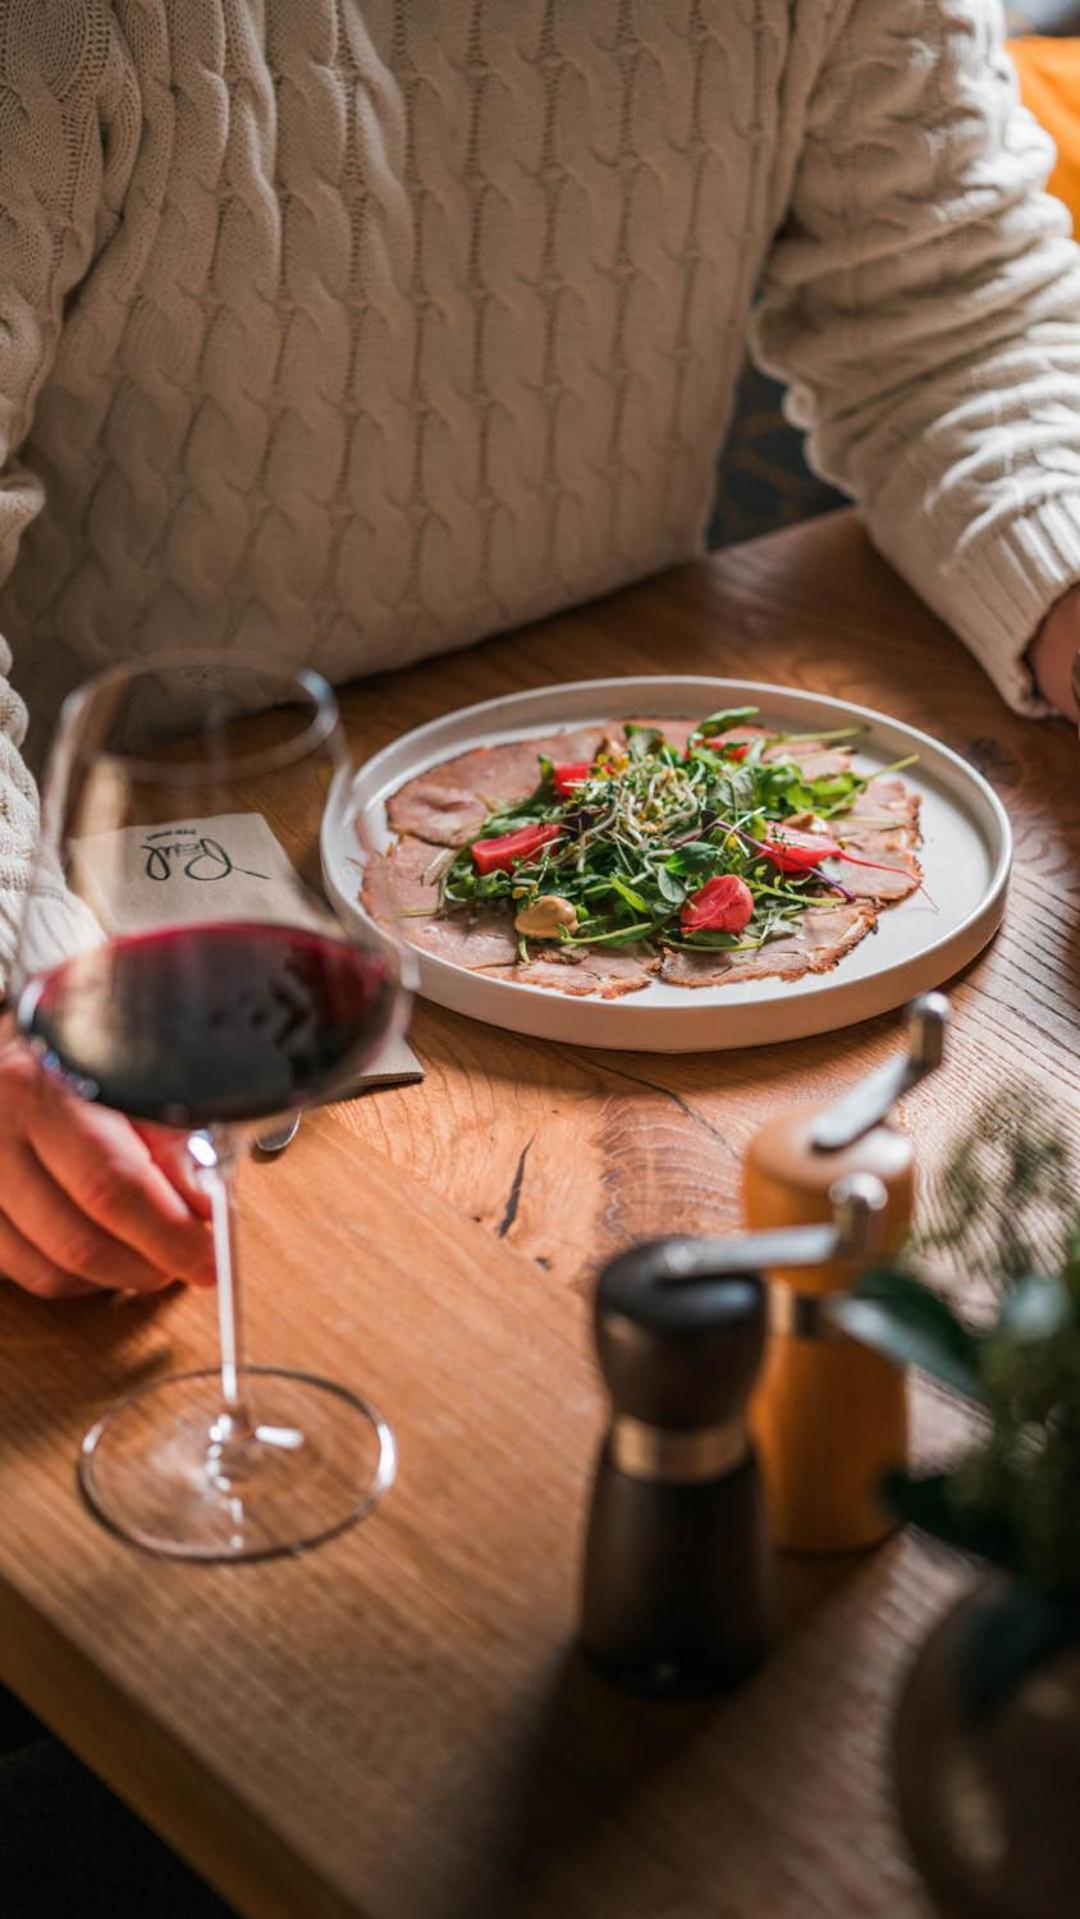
[23,921,396,1127]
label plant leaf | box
[836,1266,986,1402]
[624,725,664,760]
[666,842,722,877]
[995,1272,1072,1343]
[695,706,760,738]
[955,1582,1080,1719]
[656,863,687,905]
[605,874,650,913]
[887,1471,1021,1572]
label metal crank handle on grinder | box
[619,1173,889,1291]
[808,993,950,1154]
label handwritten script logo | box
[141,827,270,885]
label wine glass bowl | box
[20,915,399,1129]
[13,655,406,1560]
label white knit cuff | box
[0,882,101,1000]
[943,495,1080,717]
[0,900,16,998]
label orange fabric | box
[1011,36,1080,236]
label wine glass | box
[11,654,410,1561]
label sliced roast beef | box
[409,907,519,970]
[512,945,654,998]
[658,903,875,987]
[764,741,852,780]
[848,777,921,841]
[387,725,609,846]
[382,834,447,915]
[376,836,518,966]
[820,850,922,903]
[829,777,923,898]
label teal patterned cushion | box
[709,362,847,549]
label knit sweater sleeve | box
[753,0,1080,713]
[0,8,124,986]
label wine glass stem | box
[192,1126,254,1440]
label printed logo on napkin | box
[70,812,331,934]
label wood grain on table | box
[1,511,1077,1919]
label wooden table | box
[1,511,1077,1918]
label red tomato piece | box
[760,825,842,874]
[552,761,593,798]
[716,732,753,760]
[685,727,756,762]
[680,874,755,934]
[471,821,564,875]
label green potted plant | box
[837,1090,1080,1919]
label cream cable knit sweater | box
[2,0,1080,978]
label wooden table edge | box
[0,1573,359,1919]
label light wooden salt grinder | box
[743,993,949,1554]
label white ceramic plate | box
[322,677,1011,1052]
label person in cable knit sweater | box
[0,0,1079,1307]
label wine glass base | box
[78,1367,396,1562]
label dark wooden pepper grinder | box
[580,1242,770,1697]
[579,1178,889,1696]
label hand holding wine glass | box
[0,1009,214,1298]
[11,655,409,1559]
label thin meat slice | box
[361,839,441,926]
[763,737,852,774]
[793,748,853,781]
[375,837,518,967]
[410,907,519,970]
[849,777,921,839]
[819,850,922,903]
[386,742,539,846]
[840,820,916,856]
[658,903,875,988]
[832,778,923,896]
[386,779,490,848]
[382,834,447,916]
[527,726,613,777]
[513,945,654,998]
[655,717,697,753]
[387,726,608,846]
[862,774,920,816]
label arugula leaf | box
[656,864,688,905]
[624,724,665,758]
[695,706,760,738]
[604,874,651,913]
[667,842,724,877]
[716,766,757,812]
